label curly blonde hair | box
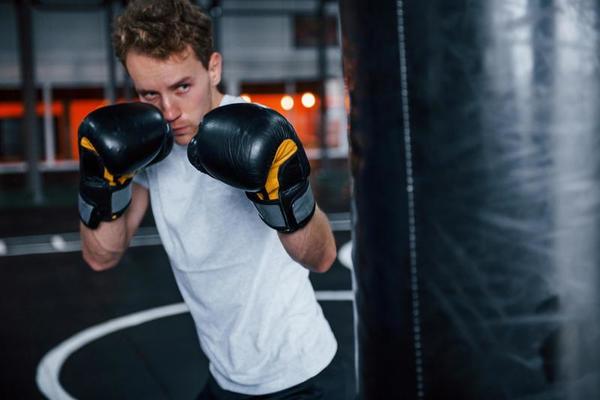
[113,0,214,68]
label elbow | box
[88,260,117,272]
[311,245,337,274]
[82,250,119,272]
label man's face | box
[126,46,223,146]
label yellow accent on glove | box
[259,139,298,200]
[80,137,97,153]
[80,136,134,187]
[102,169,134,186]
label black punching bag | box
[340,0,600,399]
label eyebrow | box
[168,77,192,90]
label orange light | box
[281,95,294,110]
[301,92,316,108]
[241,94,252,103]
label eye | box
[141,92,158,101]
[177,83,191,93]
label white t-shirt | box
[134,95,337,395]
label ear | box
[208,52,222,87]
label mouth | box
[171,125,188,135]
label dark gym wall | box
[341,0,600,399]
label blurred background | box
[0,1,354,399]
[0,0,351,212]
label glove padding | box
[78,102,172,228]
[187,103,315,233]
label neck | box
[211,91,225,109]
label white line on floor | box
[36,303,189,400]
[36,291,354,400]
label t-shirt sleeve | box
[133,169,149,189]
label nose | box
[160,96,181,123]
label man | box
[78,0,338,398]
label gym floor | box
[0,163,355,400]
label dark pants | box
[197,367,329,400]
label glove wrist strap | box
[249,183,315,233]
[79,183,132,229]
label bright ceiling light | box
[301,92,316,108]
[281,95,294,110]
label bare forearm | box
[80,219,130,271]
[80,183,149,271]
[278,207,337,273]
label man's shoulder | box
[219,94,246,107]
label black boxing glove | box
[78,102,172,229]
[187,103,315,233]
